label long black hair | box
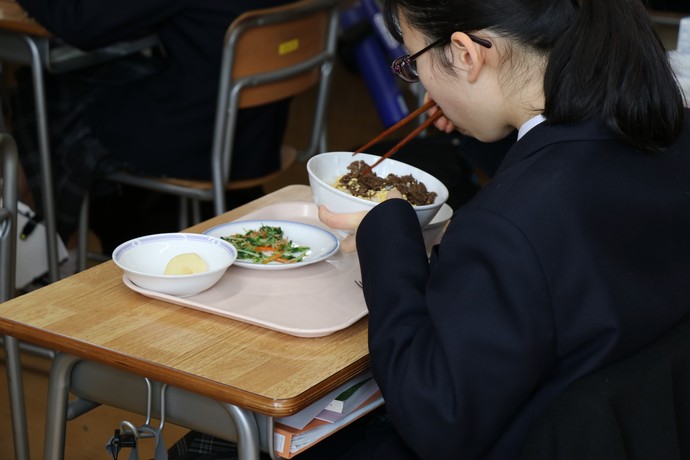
[384,0,685,153]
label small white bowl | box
[422,203,453,252]
[307,151,449,227]
[112,233,237,297]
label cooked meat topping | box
[335,160,437,206]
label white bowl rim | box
[307,151,449,209]
[112,232,237,278]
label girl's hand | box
[318,189,403,253]
[317,206,366,252]
[424,94,455,133]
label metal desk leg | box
[222,403,261,460]
[1,132,30,460]
[260,416,280,460]
[3,335,30,460]
[43,353,81,460]
[22,35,60,282]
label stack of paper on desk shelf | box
[273,391,384,459]
[316,377,379,422]
[275,371,374,430]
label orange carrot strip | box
[262,253,283,264]
[254,246,275,252]
[275,257,294,263]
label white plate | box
[203,219,340,270]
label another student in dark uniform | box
[12,0,294,248]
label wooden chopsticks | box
[353,99,443,174]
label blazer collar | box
[499,119,615,172]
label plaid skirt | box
[166,406,398,460]
[10,55,158,241]
[168,431,240,460]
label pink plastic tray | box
[123,201,366,337]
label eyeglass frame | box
[391,33,493,83]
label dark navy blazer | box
[356,114,690,459]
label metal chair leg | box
[1,133,30,460]
[22,35,60,282]
[3,335,30,460]
[77,192,90,273]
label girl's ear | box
[450,32,487,83]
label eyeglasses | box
[390,34,493,83]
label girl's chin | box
[472,129,514,143]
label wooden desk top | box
[0,0,50,36]
[0,185,370,417]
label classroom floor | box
[0,58,392,460]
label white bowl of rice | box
[306,151,449,228]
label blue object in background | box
[359,0,407,58]
[339,1,409,127]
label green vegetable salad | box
[222,225,309,264]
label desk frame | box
[46,354,269,460]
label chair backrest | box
[227,2,334,108]
[520,313,690,460]
[0,132,18,302]
[210,0,339,213]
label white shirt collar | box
[517,114,546,140]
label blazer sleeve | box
[356,199,555,459]
[16,0,184,48]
